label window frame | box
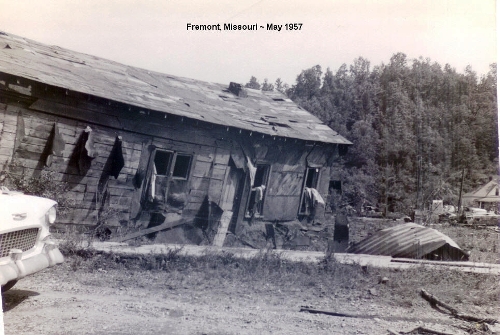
[171,153,193,180]
[153,150,174,176]
[152,149,192,180]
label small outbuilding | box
[0,32,351,245]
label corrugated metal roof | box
[347,223,468,260]
[0,32,351,145]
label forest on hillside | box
[246,53,498,215]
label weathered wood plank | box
[0,123,16,134]
[267,171,303,196]
[212,210,232,247]
[191,160,212,178]
[0,138,15,149]
[263,195,301,221]
[208,179,223,202]
[111,217,189,242]
[189,176,210,193]
[214,148,230,165]
[196,154,214,163]
[211,164,227,181]
[109,196,132,206]
[30,99,123,129]
[183,202,204,211]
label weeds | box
[58,243,499,312]
[0,162,75,216]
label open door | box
[245,164,270,218]
[220,159,245,233]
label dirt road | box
[3,262,482,335]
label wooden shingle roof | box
[0,32,351,145]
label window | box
[304,168,320,188]
[172,154,192,179]
[329,180,342,193]
[152,150,192,179]
[245,164,270,218]
[154,151,172,175]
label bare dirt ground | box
[3,217,499,335]
[3,260,496,335]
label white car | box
[0,187,64,291]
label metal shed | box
[347,223,469,261]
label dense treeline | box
[247,53,498,214]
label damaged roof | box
[347,223,469,261]
[0,32,351,145]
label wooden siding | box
[0,86,341,234]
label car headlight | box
[46,206,57,224]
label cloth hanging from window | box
[14,113,25,154]
[77,126,98,174]
[109,136,125,179]
[304,187,325,216]
[253,185,266,203]
[45,123,65,167]
[149,164,157,202]
[246,156,257,186]
[310,188,325,205]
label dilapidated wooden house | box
[0,32,351,244]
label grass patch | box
[438,225,499,263]
[58,240,500,313]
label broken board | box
[212,210,232,247]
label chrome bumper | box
[0,244,64,286]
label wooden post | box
[457,167,465,215]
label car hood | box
[0,192,56,229]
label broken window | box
[143,149,192,209]
[329,180,342,193]
[154,150,173,175]
[152,151,192,179]
[299,167,320,214]
[327,180,342,211]
[245,164,270,218]
[172,154,192,179]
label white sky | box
[0,0,496,86]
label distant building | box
[462,177,499,211]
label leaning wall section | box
[0,98,231,231]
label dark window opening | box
[272,98,285,101]
[327,180,343,212]
[338,144,349,156]
[496,188,499,196]
[172,154,192,179]
[154,151,172,175]
[246,164,270,218]
[305,168,319,188]
[329,180,342,193]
